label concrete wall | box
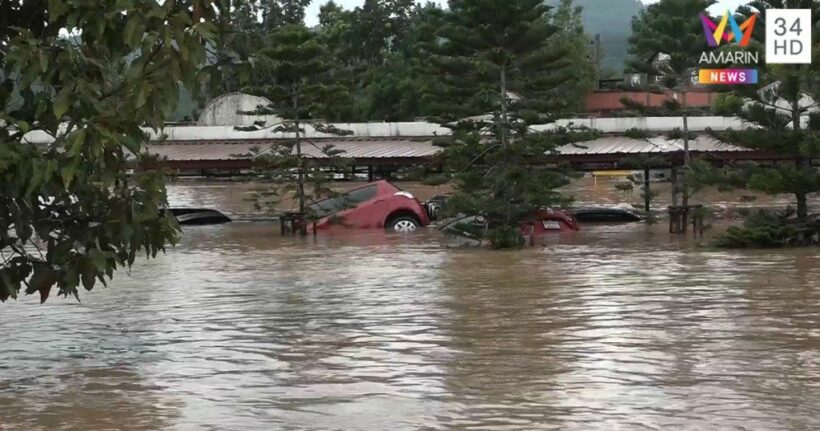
[21,117,749,144]
[155,117,744,141]
[149,122,453,141]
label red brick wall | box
[584,91,715,113]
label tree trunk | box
[796,188,809,222]
[671,166,680,207]
[500,65,509,148]
[294,92,307,236]
[681,90,690,208]
[644,167,651,212]
[500,63,511,227]
[792,91,809,222]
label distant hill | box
[546,0,643,74]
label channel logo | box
[698,68,758,85]
[700,11,758,47]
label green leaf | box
[193,22,216,40]
[27,265,57,304]
[53,89,72,119]
[68,129,87,158]
[38,51,49,73]
[81,259,97,291]
[60,164,77,188]
[135,81,149,108]
[124,15,144,49]
[48,0,71,22]
[89,248,107,273]
[0,270,20,302]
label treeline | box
[191,0,596,122]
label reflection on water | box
[1,181,820,430]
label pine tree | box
[315,0,433,122]
[238,24,352,235]
[354,3,442,121]
[548,0,597,112]
[696,1,820,231]
[425,0,592,248]
[627,0,716,211]
[261,0,312,30]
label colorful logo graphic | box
[700,12,759,47]
[698,68,758,85]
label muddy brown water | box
[1,179,819,430]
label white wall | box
[20,117,750,144]
[156,117,746,141]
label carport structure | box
[146,134,791,174]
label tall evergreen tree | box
[261,0,312,29]
[425,0,590,248]
[548,0,596,113]
[695,0,820,228]
[238,24,352,235]
[627,0,716,211]
[354,3,442,121]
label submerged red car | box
[438,208,579,242]
[520,208,580,235]
[307,180,431,232]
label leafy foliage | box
[423,0,595,248]
[626,0,717,210]
[705,0,820,224]
[212,0,596,123]
[260,0,312,30]
[237,24,353,230]
[713,208,819,248]
[627,0,714,86]
[317,0,440,122]
[0,0,217,302]
[711,93,745,116]
[544,0,596,112]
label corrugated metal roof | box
[147,135,750,162]
[555,135,750,155]
[146,138,440,161]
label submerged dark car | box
[570,208,643,223]
[170,208,232,225]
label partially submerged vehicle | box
[297,180,432,233]
[439,208,580,242]
[170,208,232,225]
[522,208,581,234]
[570,208,643,223]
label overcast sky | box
[304,0,750,26]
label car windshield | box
[307,184,378,218]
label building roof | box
[147,138,440,161]
[146,134,752,164]
[555,135,750,155]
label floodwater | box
[1,179,819,430]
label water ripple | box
[1,222,819,430]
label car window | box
[314,196,345,213]
[344,185,378,204]
[308,185,378,217]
